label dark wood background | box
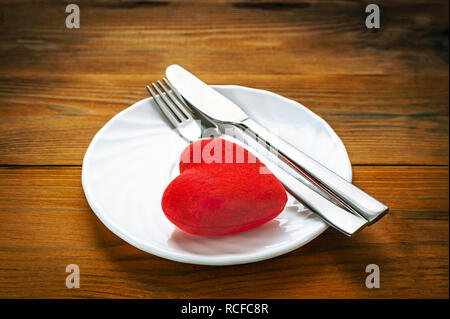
[0,0,448,298]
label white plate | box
[82,85,352,266]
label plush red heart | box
[161,138,287,236]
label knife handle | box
[263,155,368,237]
[239,118,389,224]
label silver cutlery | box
[165,64,389,224]
[147,79,368,236]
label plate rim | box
[82,85,352,266]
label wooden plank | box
[0,73,448,166]
[0,1,448,165]
[0,166,447,298]
[0,1,447,77]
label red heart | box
[161,138,287,236]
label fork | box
[146,79,368,236]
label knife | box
[166,64,389,224]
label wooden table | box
[0,0,448,299]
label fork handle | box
[237,118,389,224]
[258,150,368,236]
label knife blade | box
[166,64,389,224]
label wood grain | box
[0,0,448,165]
[0,0,448,298]
[0,166,448,298]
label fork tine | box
[159,79,192,120]
[146,85,180,126]
[152,82,186,122]
[162,78,184,102]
